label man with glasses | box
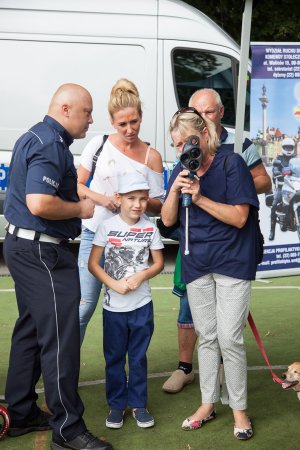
[189,88,271,195]
[162,88,271,395]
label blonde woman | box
[161,107,259,440]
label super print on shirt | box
[105,227,155,281]
[93,215,164,313]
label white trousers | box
[187,273,251,410]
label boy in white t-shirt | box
[88,172,164,430]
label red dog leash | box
[248,311,284,384]
[220,310,283,405]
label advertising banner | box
[251,43,300,277]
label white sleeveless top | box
[79,134,164,232]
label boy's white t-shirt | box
[80,135,165,232]
[93,214,164,312]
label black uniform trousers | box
[3,232,86,441]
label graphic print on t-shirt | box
[94,214,163,311]
[103,226,154,307]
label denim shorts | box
[177,290,194,328]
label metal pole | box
[220,0,253,407]
[184,208,189,255]
[233,0,253,155]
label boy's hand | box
[126,273,145,291]
[111,278,131,294]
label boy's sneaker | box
[132,408,154,428]
[106,409,124,429]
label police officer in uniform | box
[269,137,295,241]
[3,84,113,450]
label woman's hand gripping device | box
[179,135,203,255]
[179,135,203,207]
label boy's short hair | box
[118,172,150,194]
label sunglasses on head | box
[173,107,205,123]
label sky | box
[250,79,300,139]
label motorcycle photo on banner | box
[250,42,300,277]
[267,141,300,241]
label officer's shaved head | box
[48,83,93,139]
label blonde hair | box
[108,78,142,119]
[169,111,219,155]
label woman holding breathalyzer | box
[161,107,259,440]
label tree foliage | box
[184,0,300,45]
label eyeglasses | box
[172,107,205,125]
[200,108,220,116]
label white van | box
[0,0,250,240]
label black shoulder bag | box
[90,134,108,180]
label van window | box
[172,48,250,131]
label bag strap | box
[224,151,233,170]
[90,134,108,180]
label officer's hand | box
[79,198,95,219]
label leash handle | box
[247,311,284,384]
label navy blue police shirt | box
[4,115,81,239]
[166,146,259,283]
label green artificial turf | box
[0,274,299,449]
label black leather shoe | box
[7,409,51,437]
[51,430,113,450]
